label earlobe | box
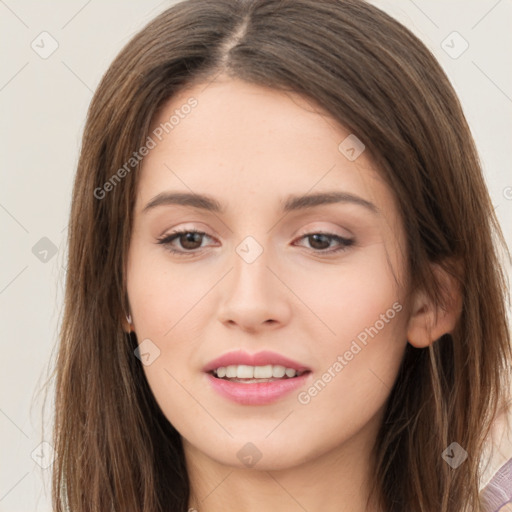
[122,313,133,333]
[407,262,462,348]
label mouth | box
[203,350,312,405]
[209,364,311,383]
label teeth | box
[226,365,237,378]
[237,365,254,379]
[254,364,272,378]
[272,365,286,378]
[213,364,302,379]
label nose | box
[217,243,292,333]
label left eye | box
[295,232,354,253]
[157,230,354,256]
[157,229,212,254]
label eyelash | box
[156,229,354,257]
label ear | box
[121,312,133,334]
[407,262,462,348]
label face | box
[126,76,410,471]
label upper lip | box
[203,350,311,373]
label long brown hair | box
[50,0,511,510]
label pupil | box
[309,234,329,250]
[181,232,201,249]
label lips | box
[205,371,311,405]
[203,350,312,405]
[203,350,311,374]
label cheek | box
[126,244,217,391]
[287,247,407,413]
[288,244,405,351]
[126,252,210,434]
[127,246,211,340]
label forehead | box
[137,77,394,219]
[150,78,352,158]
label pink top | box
[480,457,512,512]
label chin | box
[196,436,313,472]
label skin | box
[124,76,459,512]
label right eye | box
[156,229,216,256]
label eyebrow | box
[142,191,379,214]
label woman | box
[51,0,512,510]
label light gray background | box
[1,1,511,510]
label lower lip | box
[205,372,311,405]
